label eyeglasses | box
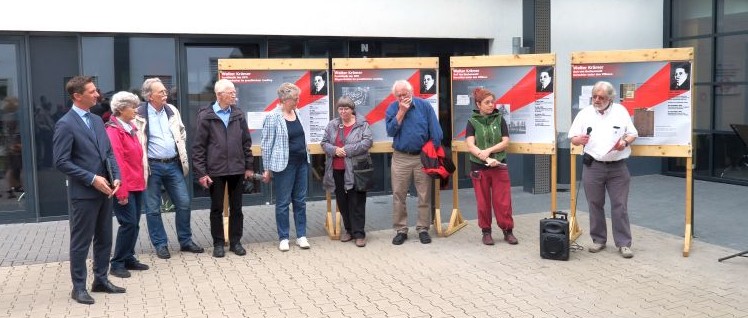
[156,90,169,95]
[591,95,609,101]
[221,91,237,96]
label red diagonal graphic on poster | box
[456,129,467,139]
[365,71,421,125]
[263,71,326,111]
[621,64,671,116]
[495,68,551,111]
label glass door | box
[180,42,268,206]
[0,37,34,222]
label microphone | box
[586,127,592,135]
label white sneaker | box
[296,237,311,249]
[619,246,634,259]
[588,243,606,253]
[278,239,289,252]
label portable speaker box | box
[540,211,570,261]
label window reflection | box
[185,45,260,198]
[671,0,713,38]
[1,96,24,201]
[717,34,748,83]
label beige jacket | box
[133,103,190,184]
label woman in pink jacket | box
[105,91,148,278]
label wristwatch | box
[623,139,629,147]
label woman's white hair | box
[110,91,140,116]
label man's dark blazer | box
[537,81,553,92]
[53,109,120,199]
[53,108,120,289]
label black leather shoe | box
[155,246,171,259]
[180,242,205,253]
[91,280,126,293]
[124,260,149,271]
[213,245,225,258]
[71,289,95,305]
[229,243,247,256]
[109,267,131,278]
[392,233,408,245]
[419,231,432,244]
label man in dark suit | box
[53,76,125,305]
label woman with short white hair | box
[106,91,149,278]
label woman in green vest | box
[465,87,518,246]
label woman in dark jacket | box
[321,96,373,247]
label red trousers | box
[470,166,514,231]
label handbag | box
[352,155,374,192]
[339,122,374,192]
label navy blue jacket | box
[53,110,120,199]
[385,97,442,153]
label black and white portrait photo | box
[311,71,327,95]
[536,66,553,92]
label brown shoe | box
[340,233,353,242]
[355,238,366,247]
[481,233,495,245]
[503,230,518,245]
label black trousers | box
[208,174,244,246]
[333,170,367,238]
[69,196,112,290]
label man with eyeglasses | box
[568,81,638,259]
[192,79,254,258]
[134,77,204,260]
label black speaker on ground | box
[540,211,569,261]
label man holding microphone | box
[569,81,638,259]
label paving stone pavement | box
[1,175,748,317]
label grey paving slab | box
[1,174,748,317]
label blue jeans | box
[273,159,308,240]
[144,161,193,248]
[111,191,144,269]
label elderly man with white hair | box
[134,77,204,260]
[192,79,254,258]
[385,80,443,246]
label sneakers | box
[278,239,290,252]
[503,230,518,245]
[296,237,311,249]
[481,233,495,245]
[619,246,634,258]
[588,243,606,253]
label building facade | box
[0,0,745,223]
